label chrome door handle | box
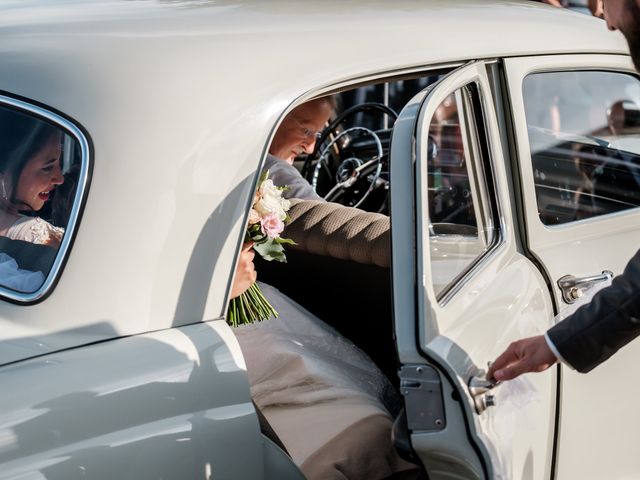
[557,270,613,304]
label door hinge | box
[398,364,446,431]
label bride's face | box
[15,134,64,212]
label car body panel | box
[0,1,637,478]
[0,320,295,479]
[0,0,629,367]
[505,53,640,480]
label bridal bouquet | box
[227,170,295,327]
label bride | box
[230,243,421,480]
[0,108,65,248]
[0,108,66,292]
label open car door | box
[389,61,557,479]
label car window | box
[305,72,448,212]
[523,71,640,225]
[426,88,497,298]
[0,101,88,300]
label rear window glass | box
[523,71,640,225]
[0,100,88,301]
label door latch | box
[398,365,446,431]
[468,372,499,414]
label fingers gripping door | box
[390,62,557,479]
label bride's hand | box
[230,242,257,299]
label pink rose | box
[260,213,284,239]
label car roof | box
[0,2,628,113]
[0,0,630,366]
[1,0,628,57]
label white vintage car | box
[0,1,638,479]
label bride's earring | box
[1,178,7,201]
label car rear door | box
[504,53,640,479]
[390,61,557,479]
[0,322,266,480]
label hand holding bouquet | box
[227,171,295,327]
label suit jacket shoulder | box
[264,154,323,201]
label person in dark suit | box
[488,0,640,381]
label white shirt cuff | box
[544,331,573,369]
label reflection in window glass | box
[0,106,81,294]
[523,71,640,225]
[427,89,495,298]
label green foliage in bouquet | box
[227,170,295,327]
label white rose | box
[256,178,290,219]
[259,179,283,201]
[255,194,286,220]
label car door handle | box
[557,270,613,304]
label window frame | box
[422,80,503,304]
[0,95,91,304]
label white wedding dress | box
[0,252,44,292]
[0,216,63,292]
[234,282,419,480]
[5,216,64,245]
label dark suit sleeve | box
[547,248,640,373]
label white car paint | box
[0,1,635,479]
[506,53,640,480]
[0,0,627,366]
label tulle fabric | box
[234,282,399,413]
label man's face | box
[269,100,333,164]
[604,0,640,70]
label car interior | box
[269,68,491,304]
[249,70,466,477]
[259,72,467,378]
[0,108,82,296]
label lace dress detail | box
[5,217,64,245]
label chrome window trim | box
[433,79,506,306]
[0,95,91,303]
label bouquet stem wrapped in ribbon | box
[227,170,294,327]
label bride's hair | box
[0,108,61,212]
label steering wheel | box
[311,126,384,208]
[303,102,398,209]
